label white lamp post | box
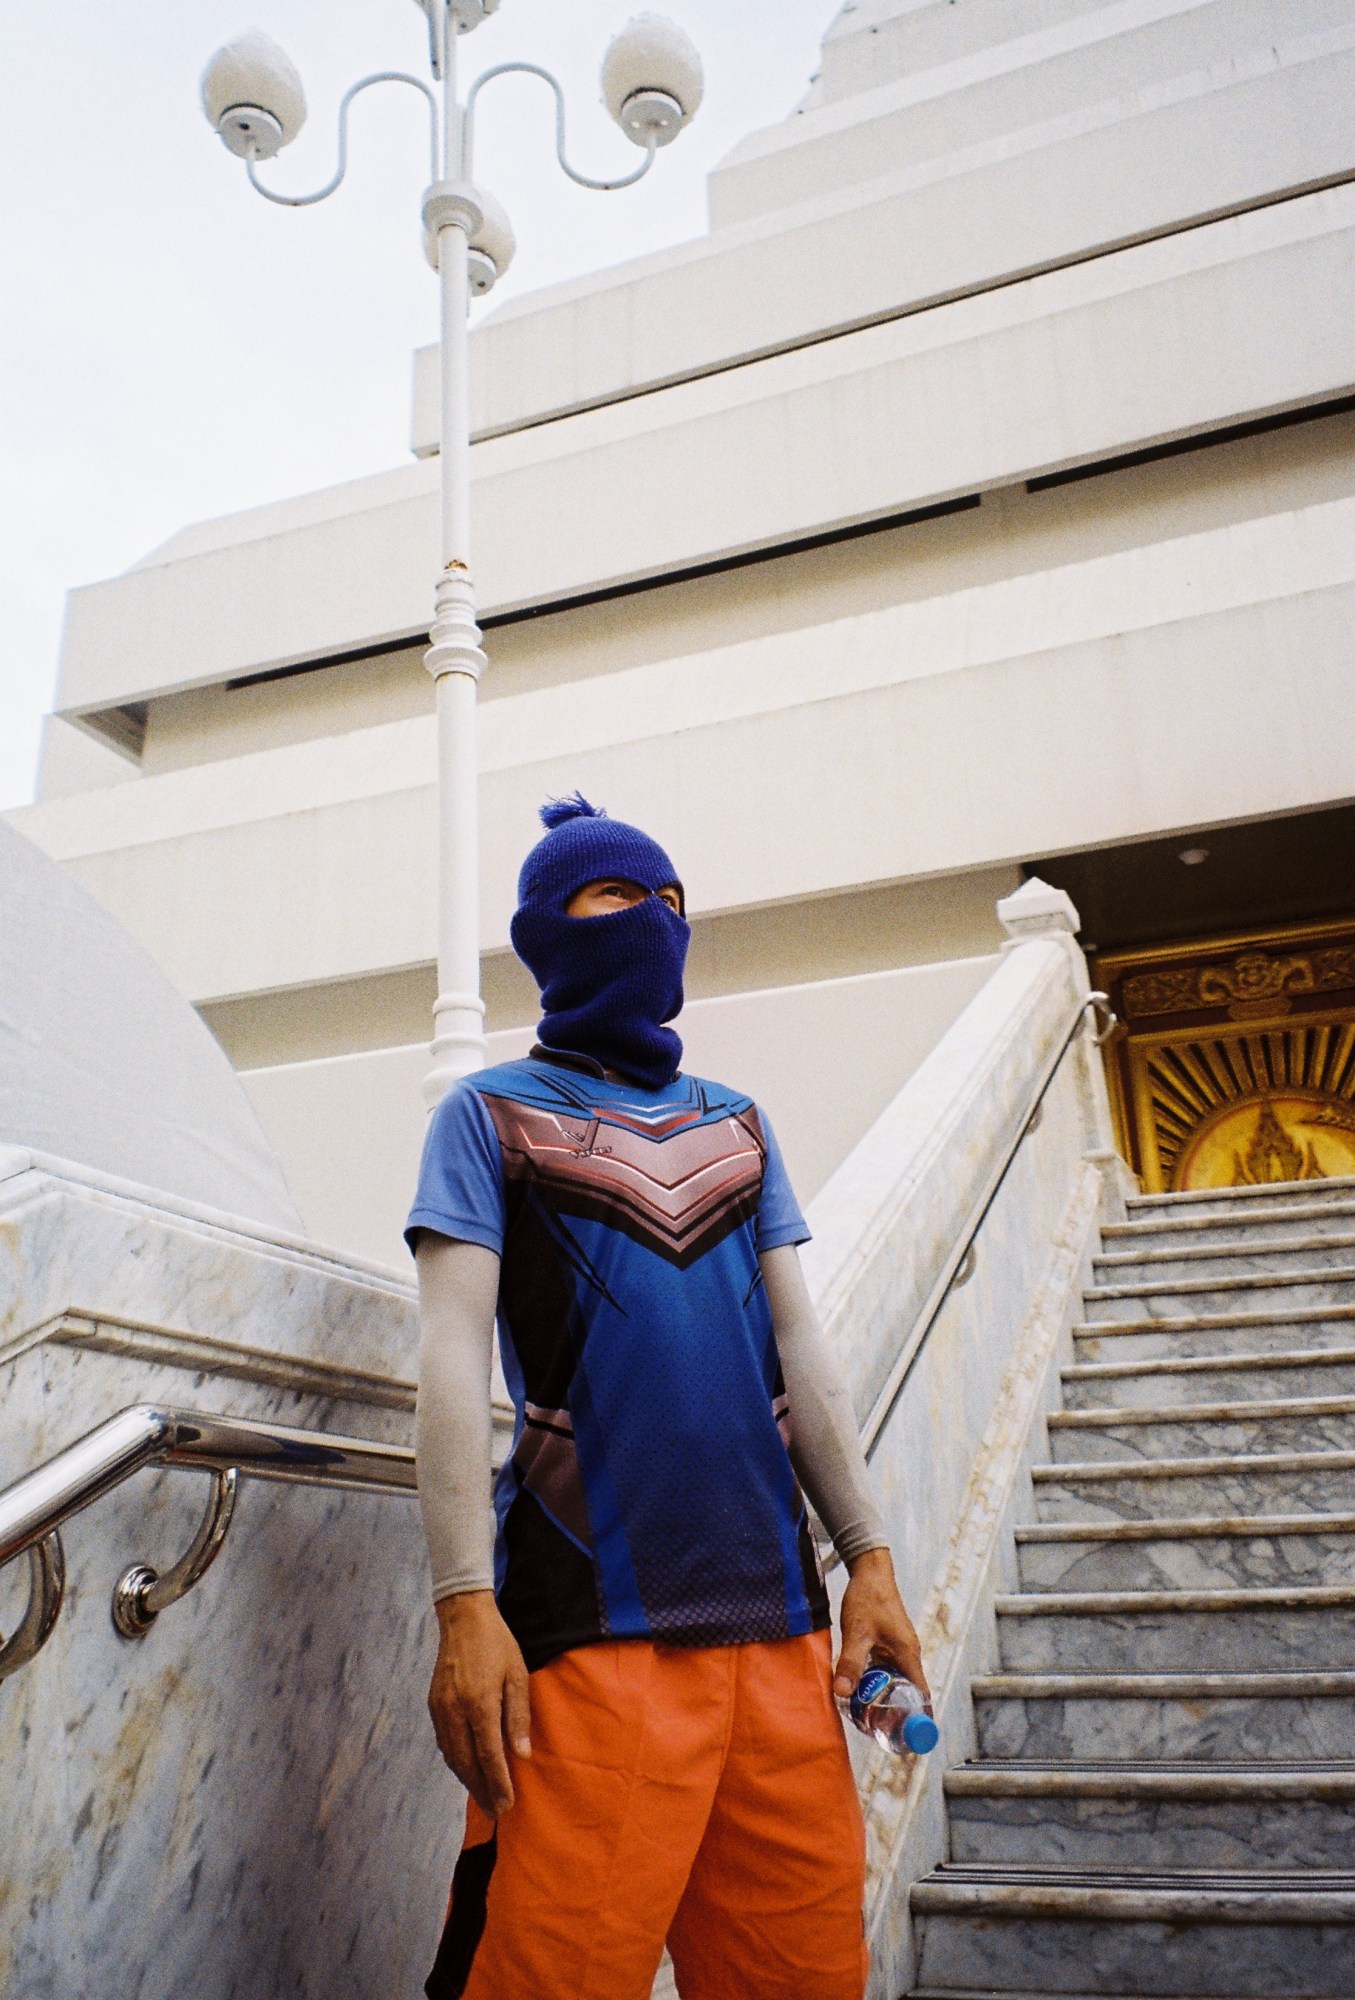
[200,4,703,1108]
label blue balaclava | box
[509,795,690,1090]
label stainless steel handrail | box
[112,1467,240,1639]
[0,1406,415,1682]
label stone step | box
[1074,1306,1355,1365]
[945,1764,1355,1872]
[913,1992,1288,2000]
[1103,1199,1355,1254]
[996,1588,1355,1674]
[1082,1268,1355,1324]
[1093,1235,1355,1287]
[1127,1176,1355,1223]
[971,1671,1355,1764]
[1033,1452,1355,1523]
[1061,1349,1355,1411]
[910,1868,1355,1996]
[1047,1398,1355,1462]
[1015,1513,1355,1595]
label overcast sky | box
[1,0,839,809]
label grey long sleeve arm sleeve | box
[414,1235,502,1602]
[759,1243,889,1567]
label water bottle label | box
[849,1666,894,1726]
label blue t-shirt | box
[407,1050,828,1670]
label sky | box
[0,0,840,810]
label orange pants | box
[427,1630,869,2000]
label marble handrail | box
[0,1403,416,1682]
[806,983,1112,1578]
[804,934,1096,1435]
[859,988,1112,1463]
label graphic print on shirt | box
[489,1093,767,1268]
[412,1055,830,1670]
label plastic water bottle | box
[842,1666,939,1756]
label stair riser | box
[1049,1412,1355,1462]
[1104,1210,1355,1253]
[912,1909,1355,1996]
[1017,1528,1355,1595]
[1129,1181,1355,1222]
[947,1793,1355,1872]
[1075,1317,1355,1363]
[974,1691,1355,1762]
[1084,1279,1355,1322]
[1096,1245,1355,1287]
[1095,1248,1355,1296]
[1035,1465,1355,1523]
[998,1606,1355,1674]
[1062,1360,1355,1409]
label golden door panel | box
[1095,919,1355,1193]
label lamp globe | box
[425,187,516,293]
[601,15,703,148]
[469,187,516,293]
[201,32,307,160]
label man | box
[407,796,927,2000]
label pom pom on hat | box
[538,792,606,832]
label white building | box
[9,5,1355,1991]
[13,0,1355,1266]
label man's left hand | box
[834,1546,929,1702]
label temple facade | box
[11,0,1355,1265]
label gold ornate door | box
[1096,918,1355,1193]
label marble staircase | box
[909,1176,1355,1998]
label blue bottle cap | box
[902,1711,939,1755]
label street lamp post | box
[200,3,703,1108]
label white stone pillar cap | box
[996,875,1082,946]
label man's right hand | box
[428,1591,532,1816]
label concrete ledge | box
[56,184,1355,713]
[439,23,1355,440]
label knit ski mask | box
[510,795,690,1090]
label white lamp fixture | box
[425,185,515,291]
[201,32,307,160]
[468,187,516,293]
[602,14,704,148]
[201,3,701,1104]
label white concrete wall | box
[435,3,1355,440]
[238,955,997,1269]
[53,179,1355,714]
[17,468,1355,1007]
[711,0,1353,224]
[815,0,1146,104]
